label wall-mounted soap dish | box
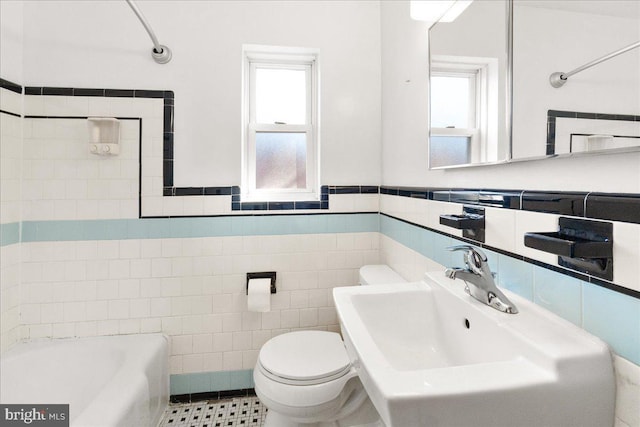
[524,217,613,280]
[440,206,485,243]
[87,117,120,156]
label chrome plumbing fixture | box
[125,0,172,64]
[445,245,518,314]
[549,40,639,88]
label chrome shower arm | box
[550,40,640,88]
[125,0,172,64]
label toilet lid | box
[258,331,351,382]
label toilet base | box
[263,395,385,427]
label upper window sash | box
[248,62,313,127]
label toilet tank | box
[359,265,406,286]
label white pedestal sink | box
[333,271,615,427]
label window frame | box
[430,56,496,165]
[242,46,319,202]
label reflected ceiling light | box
[410,0,473,23]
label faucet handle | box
[447,245,488,273]
[447,245,488,261]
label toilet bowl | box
[253,265,406,427]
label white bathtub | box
[0,334,168,427]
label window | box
[430,56,497,167]
[242,46,319,201]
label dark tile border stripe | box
[381,212,640,301]
[21,84,175,194]
[166,185,378,212]
[547,109,640,155]
[0,109,21,118]
[381,186,640,225]
[170,388,257,404]
[521,191,587,216]
[0,78,22,94]
[586,193,640,224]
[1,78,23,116]
[12,82,338,212]
[23,86,175,99]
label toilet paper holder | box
[246,272,277,294]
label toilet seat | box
[258,331,352,386]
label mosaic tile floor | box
[158,396,267,427]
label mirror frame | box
[428,0,513,170]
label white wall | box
[381,0,640,192]
[380,1,431,187]
[0,0,23,83]
[21,0,382,187]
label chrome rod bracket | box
[126,0,172,64]
[549,71,567,88]
[549,41,639,88]
[151,44,172,64]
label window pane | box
[256,68,306,125]
[430,136,471,167]
[255,132,307,189]
[430,75,471,128]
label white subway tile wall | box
[0,245,20,352]
[0,93,22,224]
[19,232,379,373]
[1,88,22,352]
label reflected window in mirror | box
[427,0,511,169]
[430,57,499,167]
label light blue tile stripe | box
[170,370,255,395]
[19,213,379,243]
[381,214,640,366]
[583,284,640,364]
[0,222,20,246]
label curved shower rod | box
[126,0,172,64]
[549,40,640,88]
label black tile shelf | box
[524,217,614,280]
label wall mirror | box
[427,0,640,169]
[428,0,511,169]
[511,0,640,160]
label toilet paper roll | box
[247,278,272,312]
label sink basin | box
[333,271,615,427]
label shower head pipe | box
[125,0,172,64]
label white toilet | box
[253,265,406,427]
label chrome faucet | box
[445,245,518,314]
